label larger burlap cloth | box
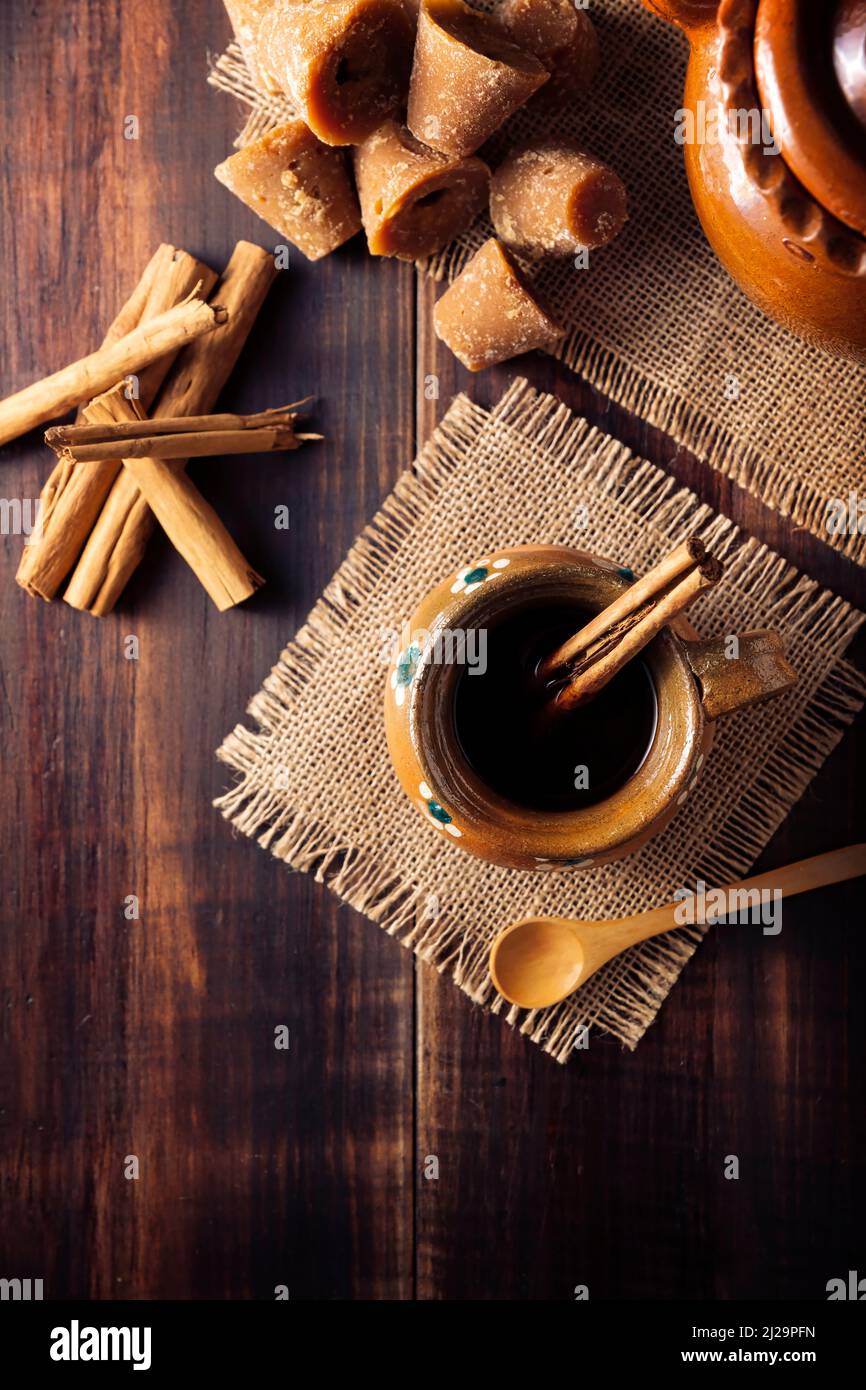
[215,379,865,1061]
[209,1,866,564]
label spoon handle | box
[625,844,866,945]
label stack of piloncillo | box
[215,1,628,372]
[4,240,316,614]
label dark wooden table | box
[2,1,864,1302]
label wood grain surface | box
[1,0,864,1301]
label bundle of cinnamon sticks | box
[7,240,317,614]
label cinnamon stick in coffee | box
[544,537,723,711]
[84,388,265,611]
[64,241,279,616]
[16,248,219,600]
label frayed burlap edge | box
[216,379,866,1062]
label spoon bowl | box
[489,845,866,1011]
[490,917,586,1008]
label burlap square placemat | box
[209,1,866,564]
[215,379,865,1061]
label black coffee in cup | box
[454,603,658,813]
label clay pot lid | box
[754,0,866,237]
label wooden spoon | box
[489,845,866,1009]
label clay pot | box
[643,0,866,362]
[383,545,796,871]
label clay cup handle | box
[685,629,798,720]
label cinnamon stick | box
[0,291,225,448]
[547,538,723,711]
[57,426,305,463]
[90,244,175,349]
[16,248,218,600]
[48,407,315,462]
[64,242,279,616]
[39,244,215,472]
[86,388,265,610]
[46,402,313,448]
